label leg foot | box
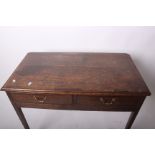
[14,107,30,129]
[125,111,138,129]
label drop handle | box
[100,97,105,103]
[100,97,116,105]
[33,95,47,103]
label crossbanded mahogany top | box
[1,52,151,96]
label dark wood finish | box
[1,52,151,129]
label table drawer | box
[77,96,139,107]
[10,93,72,105]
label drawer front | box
[9,93,140,111]
[10,93,72,105]
[77,96,139,107]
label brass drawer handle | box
[33,95,47,103]
[100,97,105,103]
[100,97,116,105]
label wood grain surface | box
[1,52,151,96]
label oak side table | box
[1,52,151,129]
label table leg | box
[125,97,146,129]
[125,111,139,129]
[12,106,29,129]
[6,92,30,129]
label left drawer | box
[10,93,72,105]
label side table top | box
[1,52,151,96]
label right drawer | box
[77,96,139,107]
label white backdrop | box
[0,26,154,128]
